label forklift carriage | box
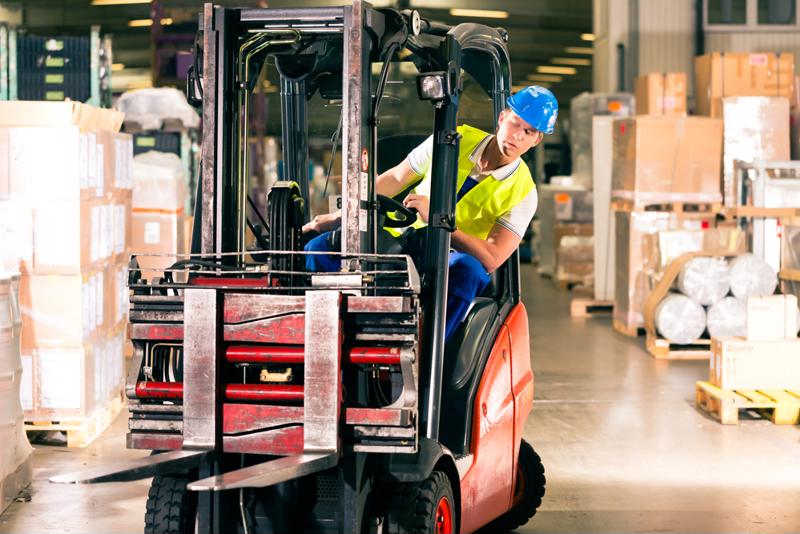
[52,2,545,532]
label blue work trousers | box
[304,231,490,340]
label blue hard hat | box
[506,85,559,135]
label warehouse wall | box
[593,0,630,92]
[706,31,800,61]
[636,0,695,83]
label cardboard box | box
[643,228,746,272]
[0,101,124,133]
[711,337,800,390]
[131,211,184,282]
[0,201,33,273]
[105,259,129,332]
[22,339,124,421]
[612,116,723,200]
[746,295,799,341]
[19,270,104,351]
[0,126,95,201]
[635,72,687,116]
[695,52,795,117]
[32,199,100,274]
[722,97,790,207]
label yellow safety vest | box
[390,124,535,240]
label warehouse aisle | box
[1,266,799,534]
[519,265,800,534]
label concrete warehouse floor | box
[1,265,799,533]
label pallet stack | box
[697,294,800,425]
[610,98,723,336]
[0,101,132,447]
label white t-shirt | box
[405,133,538,238]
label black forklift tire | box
[385,470,456,534]
[143,474,197,534]
[479,440,545,533]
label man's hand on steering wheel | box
[302,211,341,234]
[402,194,429,223]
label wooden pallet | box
[612,318,644,337]
[25,393,123,448]
[612,197,721,215]
[570,298,613,317]
[645,332,711,360]
[695,381,800,424]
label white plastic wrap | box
[707,296,747,338]
[132,151,187,211]
[729,253,778,298]
[677,257,731,305]
[655,293,707,344]
[569,92,634,189]
[0,274,32,513]
[115,88,200,130]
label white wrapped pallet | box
[655,293,707,344]
[707,296,747,338]
[729,253,778,299]
[677,257,730,305]
[0,273,32,514]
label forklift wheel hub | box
[435,496,454,534]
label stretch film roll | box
[677,257,730,305]
[707,296,747,338]
[729,254,778,299]
[655,293,707,344]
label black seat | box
[442,297,498,390]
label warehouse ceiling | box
[7,0,592,105]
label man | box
[304,85,558,340]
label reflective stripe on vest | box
[388,124,534,240]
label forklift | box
[53,2,545,532]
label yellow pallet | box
[695,381,800,425]
[25,393,123,448]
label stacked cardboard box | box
[536,184,593,286]
[611,113,724,334]
[635,72,687,116]
[131,151,187,282]
[711,295,800,390]
[0,101,132,422]
[569,92,634,190]
[695,52,795,118]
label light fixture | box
[111,63,125,71]
[581,33,596,41]
[92,0,151,5]
[526,74,563,83]
[128,17,173,27]
[514,83,549,92]
[449,8,509,19]
[565,46,594,55]
[551,57,592,66]
[537,66,577,75]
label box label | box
[38,350,81,409]
[749,54,768,66]
[144,221,160,245]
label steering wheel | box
[378,194,417,228]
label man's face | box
[495,109,544,159]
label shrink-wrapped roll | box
[677,257,730,305]
[729,254,778,298]
[707,296,747,338]
[655,293,707,344]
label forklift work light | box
[416,72,449,101]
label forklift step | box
[187,452,338,491]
